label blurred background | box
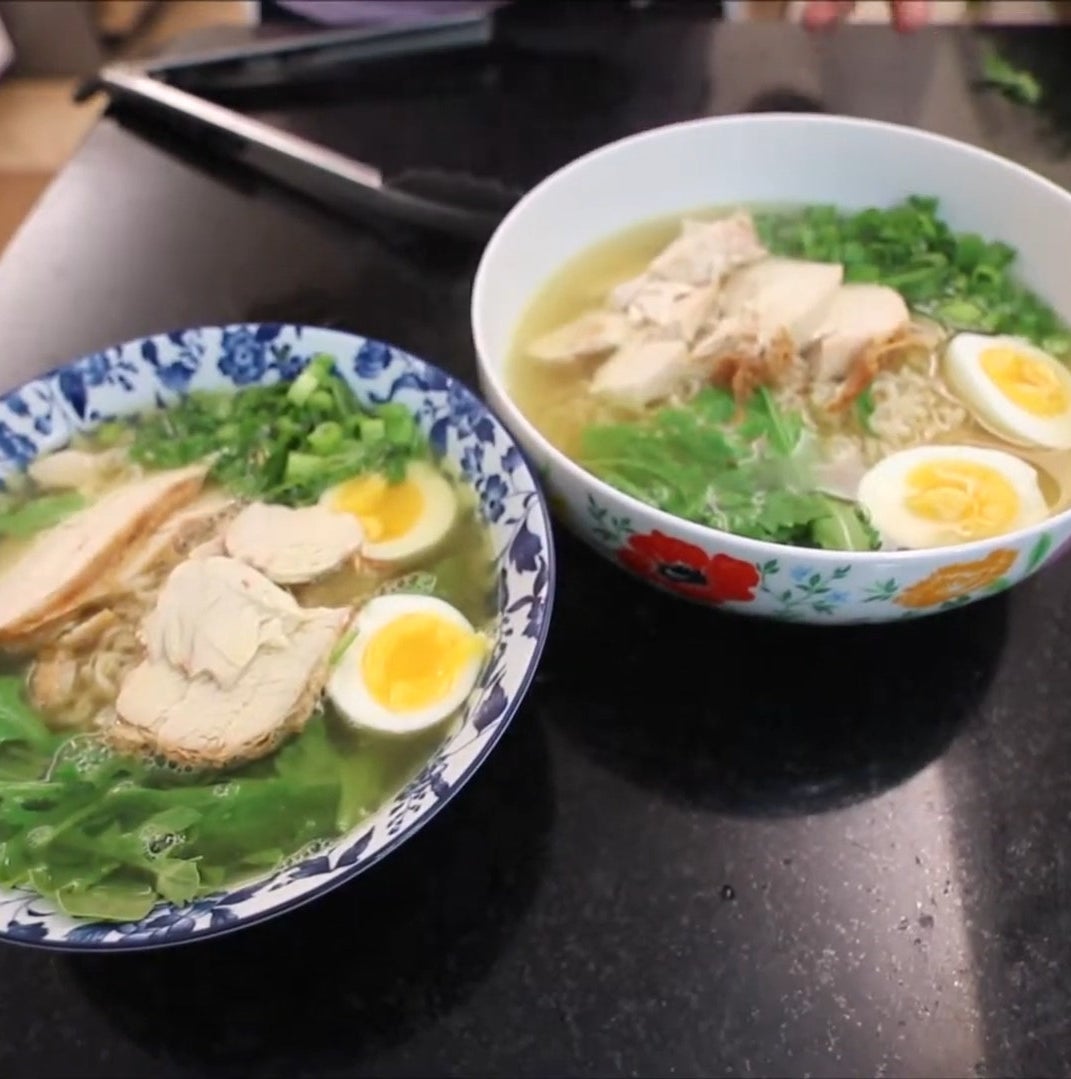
[0,0,256,252]
[0,0,1067,256]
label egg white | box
[319,460,457,566]
[327,594,485,735]
[943,332,1071,450]
[857,444,1048,550]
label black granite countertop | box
[0,8,1070,1077]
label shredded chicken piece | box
[692,312,767,362]
[647,211,768,287]
[619,280,693,326]
[527,310,633,363]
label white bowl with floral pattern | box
[472,114,1071,623]
[0,324,554,949]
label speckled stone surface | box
[0,9,1070,1077]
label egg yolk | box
[905,460,1020,539]
[360,613,484,713]
[329,474,423,543]
[980,346,1069,417]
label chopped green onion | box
[329,627,359,668]
[283,451,323,484]
[308,421,343,456]
[359,418,386,443]
[92,421,126,448]
[287,367,321,406]
[126,352,430,505]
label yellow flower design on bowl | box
[895,548,1017,609]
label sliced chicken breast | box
[224,502,364,585]
[527,310,633,364]
[116,488,238,585]
[618,280,693,326]
[590,336,692,408]
[111,556,350,768]
[719,257,844,348]
[807,284,910,382]
[615,281,720,345]
[0,463,208,649]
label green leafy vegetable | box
[0,492,86,540]
[812,499,880,553]
[0,680,62,754]
[125,353,428,506]
[981,47,1042,107]
[0,678,439,921]
[91,421,127,448]
[580,387,878,551]
[755,197,1070,353]
[854,386,877,434]
[746,387,804,457]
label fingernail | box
[802,1,855,30]
[894,0,931,31]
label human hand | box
[801,1,932,32]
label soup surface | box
[0,355,496,922]
[509,197,1071,552]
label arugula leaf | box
[0,492,85,540]
[0,678,61,754]
[155,858,201,905]
[54,880,158,922]
[580,388,880,551]
[751,387,803,456]
[0,691,412,920]
[749,489,829,542]
[812,498,880,553]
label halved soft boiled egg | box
[943,333,1071,450]
[327,594,488,735]
[319,460,457,566]
[857,445,1048,550]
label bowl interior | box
[474,114,1071,379]
[0,324,554,949]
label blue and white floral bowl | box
[0,324,554,950]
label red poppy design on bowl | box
[617,531,760,603]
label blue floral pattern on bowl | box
[0,325,555,951]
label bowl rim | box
[472,111,1071,565]
[0,322,557,952]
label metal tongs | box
[80,13,523,241]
